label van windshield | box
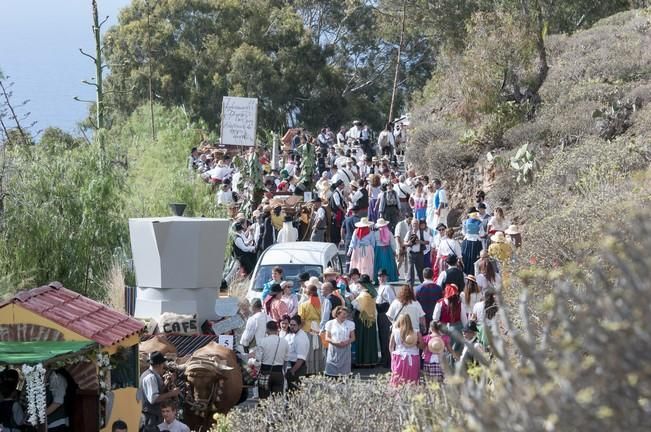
[252,265,323,292]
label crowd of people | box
[225,119,523,398]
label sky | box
[0,0,132,135]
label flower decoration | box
[22,363,47,425]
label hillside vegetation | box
[408,8,651,281]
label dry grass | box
[211,216,651,431]
[101,256,126,313]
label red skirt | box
[432,254,448,282]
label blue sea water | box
[0,0,131,135]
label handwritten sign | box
[220,96,258,146]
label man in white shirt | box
[158,401,190,432]
[310,198,327,241]
[277,215,298,243]
[347,121,362,141]
[394,213,412,280]
[254,321,289,399]
[216,180,236,206]
[232,222,257,275]
[337,127,347,145]
[239,299,268,351]
[285,315,310,391]
[404,219,430,286]
[377,125,395,157]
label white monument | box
[129,216,231,324]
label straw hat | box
[375,218,389,228]
[323,267,340,277]
[349,180,360,189]
[404,332,418,347]
[427,336,444,354]
[491,231,507,243]
[355,217,373,228]
[505,225,520,235]
[308,276,322,289]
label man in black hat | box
[136,351,180,430]
[460,321,483,367]
[437,255,465,292]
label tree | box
[0,139,127,298]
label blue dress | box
[373,230,399,283]
[461,218,483,275]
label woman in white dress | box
[425,183,437,231]
[324,306,356,377]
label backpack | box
[378,132,390,148]
[385,190,399,207]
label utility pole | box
[387,0,407,125]
[146,0,156,140]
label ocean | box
[0,0,131,136]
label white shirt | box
[394,183,413,199]
[47,371,69,427]
[376,283,397,305]
[394,220,410,244]
[404,229,431,253]
[158,419,190,432]
[476,272,502,292]
[255,334,289,366]
[436,188,448,208]
[377,130,395,147]
[239,311,268,348]
[217,190,235,205]
[285,162,297,177]
[206,165,233,180]
[437,238,461,258]
[325,319,355,343]
[285,330,310,362]
[277,222,298,243]
[347,126,362,140]
[432,299,468,326]
[386,300,425,333]
[234,233,255,252]
[313,207,326,225]
[488,216,510,232]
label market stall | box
[0,282,144,431]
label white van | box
[246,242,344,302]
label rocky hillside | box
[408,9,651,277]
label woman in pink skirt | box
[389,314,422,386]
[348,217,376,276]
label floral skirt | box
[390,353,420,386]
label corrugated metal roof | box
[1,282,144,347]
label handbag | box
[258,338,280,391]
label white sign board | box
[218,335,234,350]
[220,96,258,146]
